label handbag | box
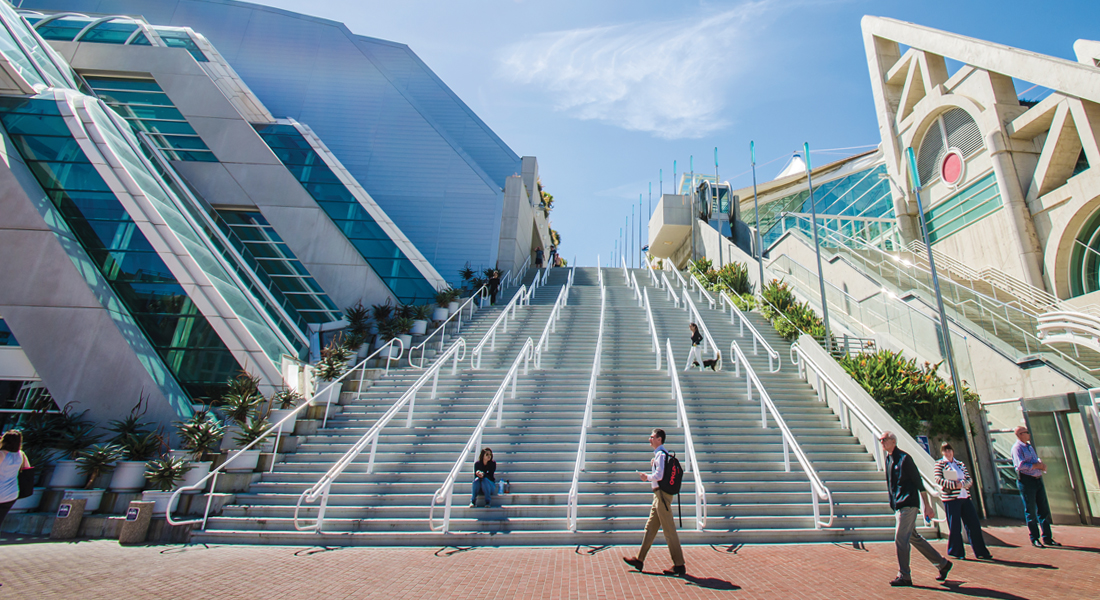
[17,467,35,500]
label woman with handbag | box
[934,441,992,560]
[0,429,31,526]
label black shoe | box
[662,565,686,577]
[1031,539,1045,548]
[975,554,993,560]
[889,577,913,587]
[1043,539,1062,547]
[623,557,644,572]
[936,560,952,582]
[949,554,965,560]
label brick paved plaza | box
[0,523,1097,599]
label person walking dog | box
[623,428,686,577]
[935,442,991,560]
[684,323,703,371]
[879,430,952,587]
[1012,425,1061,548]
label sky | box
[255,0,1100,268]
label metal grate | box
[943,108,983,156]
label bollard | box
[118,501,154,545]
[50,497,86,539]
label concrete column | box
[987,131,1045,288]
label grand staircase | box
[191,266,914,546]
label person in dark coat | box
[488,270,500,305]
[470,448,497,508]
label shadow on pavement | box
[683,574,740,591]
[915,583,1033,600]
[980,557,1056,570]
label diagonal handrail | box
[166,337,406,528]
[567,271,605,531]
[471,284,528,369]
[729,340,833,528]
[534,284,569,369]
[681,289,722,369]
[670,267,689,290]
[502,256,531,289]
[630,271,643,306]
[664,339,707,530]
[718,291,780,372]
[430,338,535,533]
[687,271,717,309]
[645,254,660,287]
[292,339,468,532]
[621,254,630,284]
[661,272,680,308]
[407,284,487,369]
[643,287,662,369]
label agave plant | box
[270,388,305,410]
[54,409,103,460]
[106,393,152,445]
[370,300,394,323]
[219,371,263,425]
[459,265,476,281]
[144,456,193,492]
[76,443,126,489]
[434,287,455,308]
[233,414,270,447]
[343,300,371,350]
[175,413,225,461]
[391,317,414,336]
[119,431,164,462]
[314,339,350,382]
[412,304,433,321]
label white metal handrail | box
[291,339,468,532]
[408,284,487,369]
[166,337,406,528]
[729,340,833,528]
[567,273,605,531]
[644,254,660,287]
[688,271,716,309]
[630,271,642,305]
[502,256,531,289]
[661,272,680,308]
[719,291,780,372]
[534,284,569,369]
[670,267,689,289]
[430,338,535,533]
[643,287,661,369]
[471,284,528,369]
[621,254,630,284]
[664,339,707,530]
[681,289,722,369]
[789,342,946,512]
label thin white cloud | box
[498,2,775,139]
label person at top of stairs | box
[623,428,686,577]
[685,323,703,371]
[470,448,497,508]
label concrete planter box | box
[268,408,298,434]
[108,461,148,492]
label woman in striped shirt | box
[934,442,992,560]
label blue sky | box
[257,0,1099,268]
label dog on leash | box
[701,351,722,371]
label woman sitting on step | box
[470,448,497,508]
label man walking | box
[879,430,952,587]
[1012,425,1061,548]
[623,428,686,576]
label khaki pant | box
[637,489,684,566]
[895,506,946,579]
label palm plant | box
[76,443,126,489]
[391,317,415,336]
[343,300,371,350]
[144,456,193,492]
[412,304,433,321]
[434,287,455,308]
[459,265,476,282]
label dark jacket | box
[690,330,703,347]
[885,447,924,510]
[475,459,496,482]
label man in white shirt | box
[623,428,686,576]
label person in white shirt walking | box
[623,428,686,576]
[934,442,991,560]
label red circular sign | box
[941,152,963,185]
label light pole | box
[804,143,833,352]
[905,146,986,515]
[750,141,765,292]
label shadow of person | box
[913,583,1033,600]
[682,574,741,591]
[1052,545,1100,554]
[980,557,1057,570]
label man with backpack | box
[623,428,686,577]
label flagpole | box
[804,143,833,352]
[750,141,764,292]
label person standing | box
[934,442,992,560]
[879,430,952,587]
[623,428,686,577]
[469,447,496,508]
[684,323,703,371]
[0,430,30,526]
[488,269,500,306]
[549,244,557,266]
[1011,425,1061,548]
[534,246,544,269]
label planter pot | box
[356,344,369,360]
[411,320,428,335]
[268,408,298,434]
[447,301,460,313]
[141,490,179,516]
[48,460,88,489]
[63,488,106,513]
[224,449,260,473]
[109,461,149,492]
[220,425,244,451]
[10,487,44,513]
[397,334,412,352]
[432,307,449,321]
[178,461,212,493]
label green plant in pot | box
[343,300,371,356]
[48,406,103,490]
[225,413,270,473]
[371,300,394,325]
[313,340,349,419]
[174,412,224,493]
[110,431,165,492]
[267,388,305,437]
[65,443,125,513]
[410,304,432,335]
[219,370,263,427]
[434,287,454,309]
[142,456,193,515]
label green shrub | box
[759,279,824,341]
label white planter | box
[411,320,428,335]
[224,449,260,473]
[220,425,243,451]
[397,334,412,351]
[48,460,88,489]
[356,344,369,360]
[63,488,106,513]
[109,461,149,492]
[432,307,449,321]
[10,487,44,513]
[178,461,212,493]
[268,408,298,434]
[447,301,460,313]
[141,490,179,516]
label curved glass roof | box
[18,11,207,61]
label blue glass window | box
[255,123,438,303]
[0,318,17,347]
[152,29,208,62]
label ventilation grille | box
[917,126,945,185]
[916,108,983,184]
[943,108,983,156]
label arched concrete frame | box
[1039,174,1100,299]
[898,96,991,193]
